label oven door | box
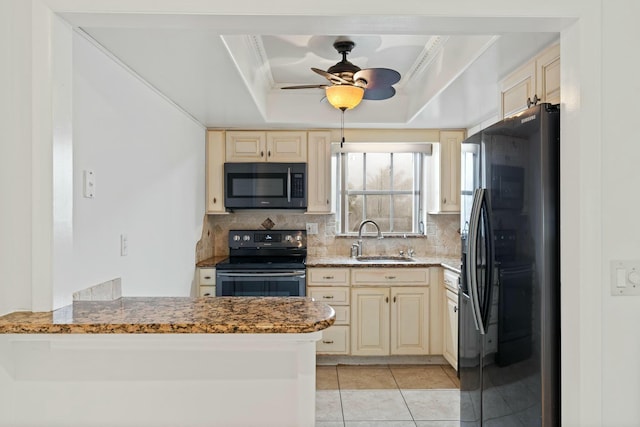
[215,270,306,296]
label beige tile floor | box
[316,365,460,427]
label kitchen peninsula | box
[0,297,334,427]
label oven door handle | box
[217,271,306,278]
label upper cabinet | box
[427,130,464,214]
[206,130,227,214]
[500,43,560,119]
[306,131,332,214]
[225,131,307,162]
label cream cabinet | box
[442,269,459,370]
[225,131,307,162]
[500,43,560,118]
[198,268,216,297]
[206,131,227,214]
[428,130,464,214]
[351,286,430,356]
[307,268,350,354]
[306,131,332,214]
[350,267,430,356]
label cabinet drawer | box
[308,268,350,286]
[199,286,216,297]
[332,306,350,326]
[444,270,459,294]
[317,326,350,354]
[308,287,350,305]
[351,268,429,286]
[198,268,216,285]
[446,289,457,302]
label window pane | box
[365,153,391,190]
[347,194,363,232]
[365,195,391,232]
[346,153,364,190]
[392,153,414,191]
[393,195,414,232]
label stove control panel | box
[228,230,307,249]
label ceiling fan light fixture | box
[325,85,364,110]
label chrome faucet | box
[356,220,384,256]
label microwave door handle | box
[287,167,292,203]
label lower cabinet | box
[307,268,351,355]
[351,287,430,356]
[443,289,459,369]
[198,268,216,297]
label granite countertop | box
[196,256,228,268]
[0,297,335,334]
[306,256,461,270]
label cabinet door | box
[225,131,266,162]
[536,43,560,105]
[206,131,227,214]
[266,131,307,162]
[427,131,463,214]
[351,288,390,356]
[390,287,430,355]
[443,289,458,370]
[306,131,332,213]
[500,60,535,118]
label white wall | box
[0,0,33,314]
[601,0,640,424]
[50,33,205,306]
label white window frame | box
[332,142,432,236]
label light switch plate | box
[610,260,640,296]
[83,170,95,198]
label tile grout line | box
[335,366,346,427]
[388,364,419,425]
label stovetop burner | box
[215,229,307,271]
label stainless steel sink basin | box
[355,255,416,263]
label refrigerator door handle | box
[467,188,486,335]
[479,193,495,330]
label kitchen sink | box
[355,255,416,263]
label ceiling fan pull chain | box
[340,109,346,148]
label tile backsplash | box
[197,212,461,261]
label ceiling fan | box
[281,39,401,110]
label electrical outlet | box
[306,223,318,235]
[120,234,128,256]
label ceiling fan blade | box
[363,86,396,101]
[354,68,401,89]
[281,84,328,90]
[311,67,351,85]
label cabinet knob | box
[443,197,447,204]
[267,150,271,157]
[213,197,217,204]
[322,340,334,344]
[204,276,211,280]
[393,296,396,303]
[322,295,334,299]
[385,276,396,280]
[260,151,264,157]
[326,200,330,205]
[322,276,334,279]
[204,293,211,297]
[454,306,458,313]
[385,296,389,303]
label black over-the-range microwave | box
[224,162,307,209]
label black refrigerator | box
[459,103,560,426]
